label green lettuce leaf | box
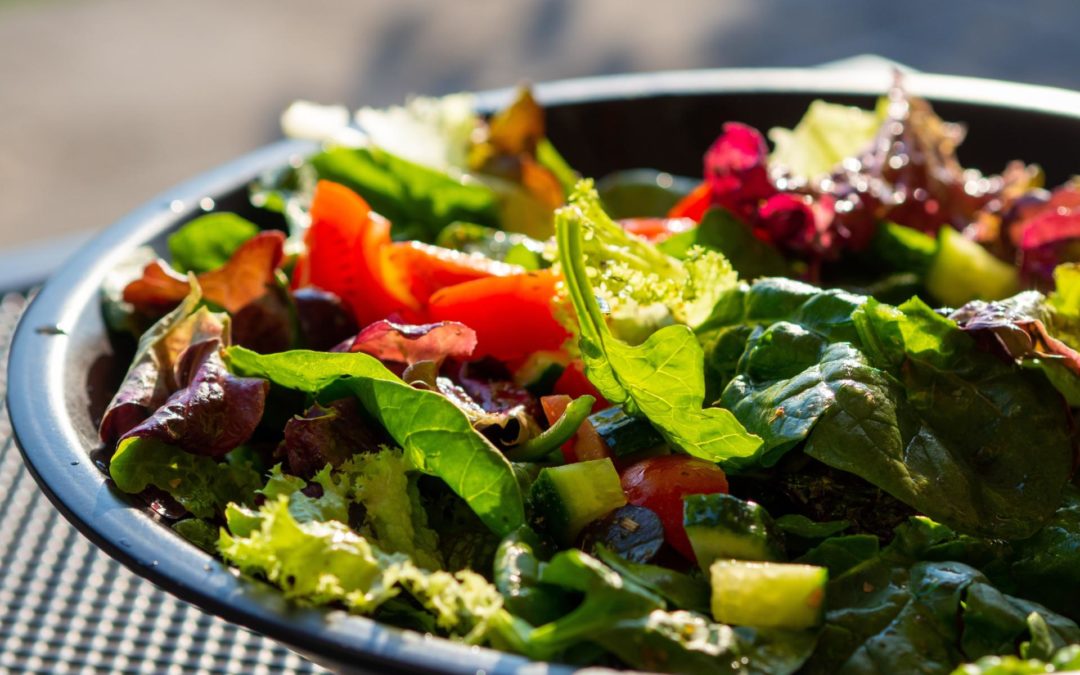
[347,449,443,570]
[493,526,573,627]
[562,181,737,329]
[255,452,443,569]
[168,213,260,274]
[310,146,499,242]
[172,518,220,554]
[527,548,666,656]
[1004,486,1080,623]
[109,437,261,519]
[258,463,350,525]
[226,347,524,536]
[721,326,888,467]
[556,186,763,465]
[775,515,851,540]
[768,98,886,180]
[597,610,819,675]
[1048,263,1080,349]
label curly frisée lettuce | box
[96,84,1080,673]
[219,494,518,646]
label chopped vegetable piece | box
[926,226,1021,306]
[710,560,827,629]
[528,458,627,544]
[621,455,729,561]
[684,493,784,570]
[427,270,570,361]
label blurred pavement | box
[3,0,1080,250]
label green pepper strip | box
[504,395,595,462]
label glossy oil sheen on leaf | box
[121,338,268,457]
[824,298,1075,539]
[225,347,524,536]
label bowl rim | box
[11,67,1080,673]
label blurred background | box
[3,0,1079,253]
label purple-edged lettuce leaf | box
[120,338,268,457]
[229,272,297,355]
[336,320,477,365]
[950,291,1080,405]
[434,376,540,448]
[293,287,358,351]
[278,398,386,478]
[123,230,285,315]
[99,285,230,443]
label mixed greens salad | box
[98,81,1080,674]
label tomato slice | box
[620,455,729,561]
[386,241,522,304]
[620,217,696,244]
[302,181,419,326]
[667,181,713,222]
[427,269,570,361]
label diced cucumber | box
[514,351,568,396]
[869,221,936,274]
[683,493,784,570]
[710,560,827,629]
[587,407,666,458]
[528,458,627,544]
[925,227,1020,307]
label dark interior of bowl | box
[15,70,1080,674]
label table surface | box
[0,292,326,674]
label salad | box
[98,80,1080,674]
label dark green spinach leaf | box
[168,213,260,273]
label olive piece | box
[577,504,665,564]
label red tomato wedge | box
[302,181,419,326]
[552,361,609,412]
[620,217,696,244]
[621,455,729,561]
[386,241,523,304]
[427,269,570,362]
[667,181,713,222]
